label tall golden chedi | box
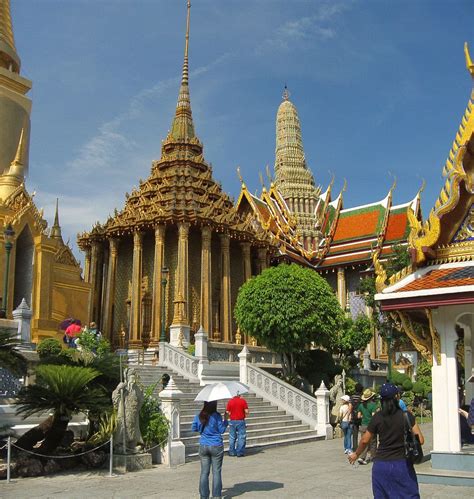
[78,1,272,349]
[0,0,90,341]
[274,87,322,252]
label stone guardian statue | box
[112,368,144,454]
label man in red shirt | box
[226,394,249,457]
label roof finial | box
[168,0,196,142]
[465,42,474,78]
[50,198,63,242]
[282,84,290,101]
[182,1,191,86]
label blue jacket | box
[192,412,228,446]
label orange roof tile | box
[398,267,474,292]
[332,209,383,243]
[385,211,409,242]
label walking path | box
[1,424,471,498]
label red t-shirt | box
[226,396,248,420]
[65,324,82,338]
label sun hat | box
[341,395,351,402]
[361,388,375,401]
[380,383,399,399]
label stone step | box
[180,413,296,425]
[184,429,320,456]
[181,423,310,443]
[179,399,271,409]
[180,419,302,437]
[185,433,323,459]
[179,407,285,418]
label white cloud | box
[257,1,353,53]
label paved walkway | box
[1,424,471,498]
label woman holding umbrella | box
[192,381,247,499]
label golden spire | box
[169,1,195,142]
[0,0,20,72]
[49,198,63,241]
[7,127,25,177]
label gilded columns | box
[174,222,190,324]
[200,226,212,335]
[88,241,100,322]
[103,238,118,340]
[130,231,143,344]
[220,233,232,343]
[84,247,91,283]
[337,267,346,310]
[152,225,166,344]
[241,242,252,281]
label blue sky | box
[11,0,474,259]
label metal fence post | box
[7,436,11,483]
[109,435,113,477]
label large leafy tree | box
[234,264,344,375]
[15,364,109,453]
[331,314,373,362]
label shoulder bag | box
[403,412,423,464]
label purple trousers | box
[372,459,420,499]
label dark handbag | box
[404,412,423,464]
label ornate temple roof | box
[78,1,272,249]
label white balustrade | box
[245,364,322,432]
[159,342,199,381]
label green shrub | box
[402,379,413,391]
[187,344,195,356]
[37,338,62,359]
[296,349,340,389]
[139,383,169,448]
[412,381,426,396]
[344,377,357,395]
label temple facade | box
[0,0,90,342]
[78,2,273,349]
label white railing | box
[247,364,319,430]
[159,342,199,381]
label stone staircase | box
[135,365,323,459]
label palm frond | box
[15,364,106,419]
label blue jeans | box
[199,444,224,499]
[341,421,352,452]
[228,420,246,456]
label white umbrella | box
[194,381,249,402]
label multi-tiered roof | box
[78,2,271,248]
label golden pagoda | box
[0,0,90,342]
[78,2,273,349]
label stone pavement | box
[1,424,472,498]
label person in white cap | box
[338,394,353,454]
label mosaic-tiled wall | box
[188,228,202,333]
[230,241,244,335]
[164,228,178,333]
[113,236,133,343]
[211,234,222,337]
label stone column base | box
[161,440,186,467]
[169,323,190,348]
